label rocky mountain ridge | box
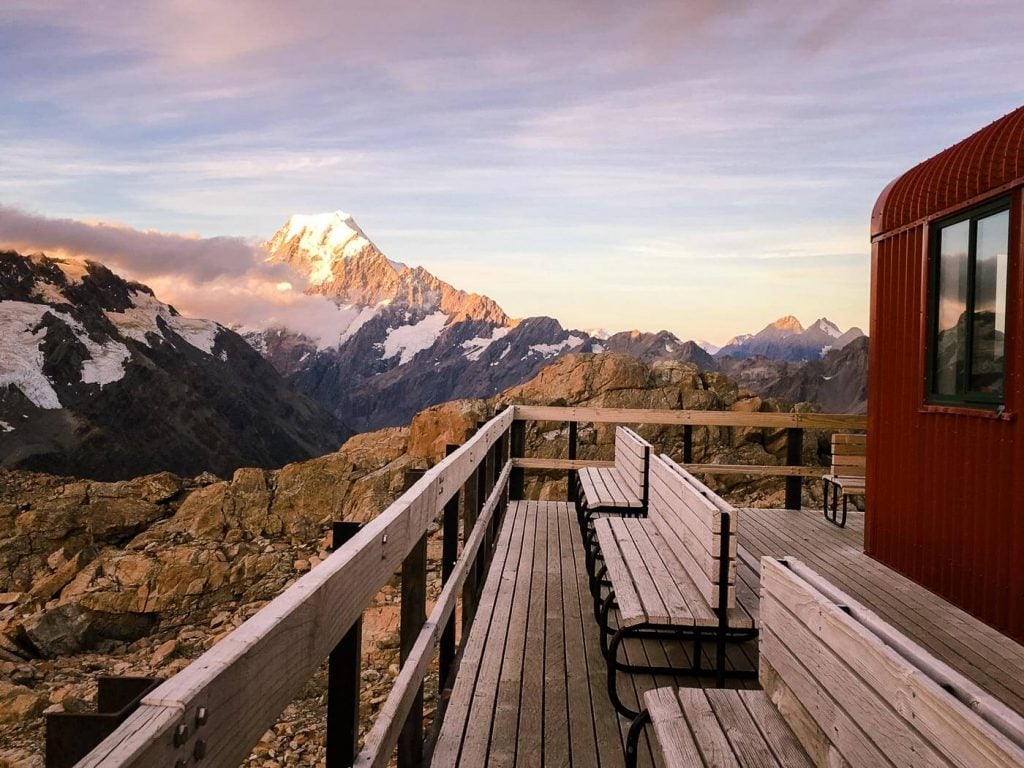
[252,213,868,430]
[0,251,347,481]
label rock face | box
[0,251,348,480]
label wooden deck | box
[430,501,1024,767]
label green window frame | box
[926,196,1011,408]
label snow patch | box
[591,343,605,354]
[0,420,13,433]
[32,279,68,305]
[0,301,62,409]
[107,291,222,354]
[820,345,833,358]
[814,318,842,338]
[696,340,721,355]
[822,375,836,381]
[381,311,449,365]
[461,327,511,361]
[529,335,585,358]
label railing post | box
[785,428,803,510]
[440,445,459,691]
[567,421,578,503]
[510,418,525,500]
[327,520,363,768]
[475,436,490,598]
[683,425,693,464]
[398,470,427,768]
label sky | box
[2,1,1024,345]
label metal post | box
[785,428,803,511]
[327,520,362,768]
[440,445,459,689]
[567,421,578,503]
[510,418,525,500]
[683,425,693,464]
[398,471,427,768]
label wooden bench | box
[575,425,651,534]
[587,455,756,716]
[822,432,865,527]
[627,556,1024,768]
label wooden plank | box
[738,690,814,768]
[677,689,742,767]
[514,457,616,471]
[641,524,718,628]
[555,501,600,767]
[481,498,539,768]
[430,496,525,766]
[706,689,787,768]
[760,592,950,767]
[543,502,571,767]
[564,502,624,767]
[832,433,867,445]
[759,625,894,766]
[594,520,648,626]
[646,687,706,767]
[610,518,670,625]
[763,557,1024,768]
[516,503,548,767]
[515,457,823,477]
[513,405,867,430]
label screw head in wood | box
[173,723,190,746]
[194,739,207,760]
[195,706,208,726]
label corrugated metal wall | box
[867,190,1024,643]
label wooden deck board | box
[433,500,1024,767]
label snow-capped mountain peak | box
[812,317,842,339]
[268,211,386,287]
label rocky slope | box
[0,352,836,766]
[0,252,347,480]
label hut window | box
[928,198,1010,405]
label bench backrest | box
[613,427,651,505]
[760,557,1024,768]
[830,432,866,479]
[647,454,736,610]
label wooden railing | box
[508,405,867,510]
[81,408,514,768]
[77,404,864,767]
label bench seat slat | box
[644,688,813,768]
[578,467,641,508]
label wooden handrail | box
[511,457,823,478]
[80,408,515,768]
[512,404,867,430]
[355,461,512,767]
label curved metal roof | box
[872,106,1024,238]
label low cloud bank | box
[0,205,346,344]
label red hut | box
[869,106,1024,642]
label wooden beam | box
[512,457,822,477]
[512,405,867,430]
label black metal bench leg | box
[625,709,651,768]
[607,628,640,718]
[598,590,617,657]
[840,494,848,527]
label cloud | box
[0,204,274,281]
[0,205,353,344]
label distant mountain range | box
[714,315,865,362]
[251,212,868,428]
[0,212,869,479]
[0,251,346,480]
